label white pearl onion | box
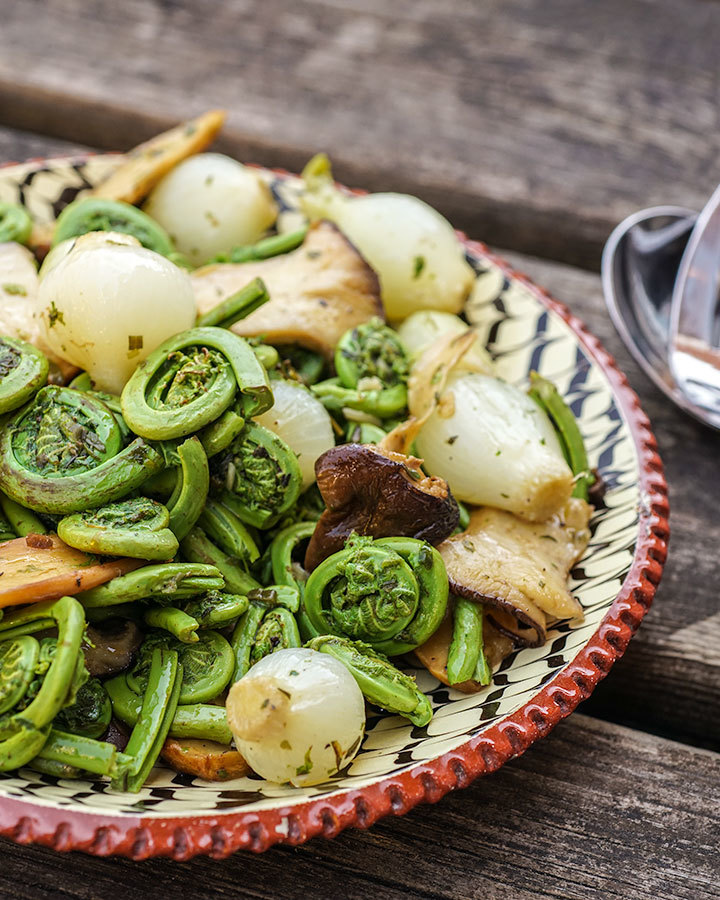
[226,648,365,787]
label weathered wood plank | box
[0,715,718,899]
[0,126,90,163]
[0,0,719,268]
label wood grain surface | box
[1,16,719,888]
[1,0,719,268]
[0,715,718,900]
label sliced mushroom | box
[304,443,459,570]
[414,607,514,693]
[437,499,591,647]
[161,737,250,781]
[0,533,142,608]
[89,110,227,205]
[192,220,383,358]
[82,620,143,677]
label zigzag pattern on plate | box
[0,161,637,818]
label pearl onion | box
[35,232,196,394]
[226,648,365,787]
[143,153,278,266]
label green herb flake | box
[413,255,426,279]
[295,747,313,776]
[288,669,299,676]
[128,335,143,351]
[47,302,65,328]
[500,492,509,498]
[447,435,459,445]
[2,282,27,296]
[462,538,476,554]
[495,449,501,456]
[280,740,292,750]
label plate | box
[0,154,669,858]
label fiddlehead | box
[210,421,303,529]
[303,535,449,655]
[0,596,85,771]
[307,634,433,726]
[77,562,224,608]
[180,526,262,595]
[57,497,179,560]
[128,630,234,704]
[446,597,491,686]
[231,586,302,680]
[121,326,272,440]
[0,386,164,514]
[54,677,112,739]
[165,437,209,540]
[52,198,175,257]
[0,202,32,245]
[197,497,260,565]
[311,317,409,418]
[0,337,49,416]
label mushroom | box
[437,498,592,647]
[161,737,250,781]
[304,443,459,571]
[191,220,383,358]
[414,607,515,693]
[82,619,143,678]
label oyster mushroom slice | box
[438,498,592,647]
[304,442,459,570]
[191,220,383,359]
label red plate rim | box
[0,155,669,859]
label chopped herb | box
[128,335,143,351]
[500,492,509,498]
[2,282,26,296]
[295,747,313,776]
[204,175,214,186]
[261,698,270,709]
[278,687,292,699]
[280,739,292,750]
[447,435,459,445]
[495,449,501,456]
[413,255,426,278]
[288,669,299,677]
[331,740,344,770]
[306,250,321,259]
[184,124,197,136]
[540,534,558,542]
[540,437,546,445]
[462,538,476,553]
[47,302,64,328]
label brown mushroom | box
[161,738,250,781]
[437,499,591,648]
[82,619,143,678]
[414,607,515,693]
[304,443,459,570]
[192,220,383,358]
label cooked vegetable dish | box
[0,112,596,789]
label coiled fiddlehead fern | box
[0,386,164,514]
[303,535,449,655]
[312,318,409,418]
[0,596,85,771]
[58,497,178,560]
[77,562,224,608]
[0,337,49,416]
[307,634,433,726]
[231,586,302,681]
[54,677,112,739]
[210,421,303,529]
[121,327,272,440]
[52,198,175,257]
[127,630,234,704]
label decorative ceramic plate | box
[0,154,668,859]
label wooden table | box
[0,2,718,897]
